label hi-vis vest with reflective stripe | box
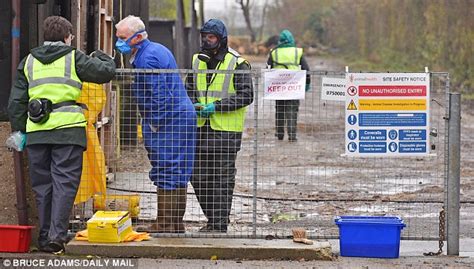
[271,47,303,70]
[192,50,248,132]
[24,51,86,133]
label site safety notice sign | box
[345,73,430,157]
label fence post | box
[447,92,461,255]
[252,72,259,238]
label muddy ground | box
[0,123,17,225]
[0,123,38,230]
[107,56,474,240]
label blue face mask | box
[115,30,145,55]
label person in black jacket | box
[186,19,253,232]
[8,16,115,253]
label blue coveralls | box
[132,39,196,190]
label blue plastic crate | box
[335,216,406,258]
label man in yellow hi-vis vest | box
[267,29,311,142]
[8,16,115,253]
[186,19,253,233]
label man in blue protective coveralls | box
[186,19,254,232]
[115,15,196,233]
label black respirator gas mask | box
[198,36,220,62]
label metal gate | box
[71,69,452,241]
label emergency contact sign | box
[321,77,346,101]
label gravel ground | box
[108,56,474,240]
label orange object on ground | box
[75,229,151,242]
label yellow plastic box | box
[87,211,132,243]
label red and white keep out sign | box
[263,69,307,100]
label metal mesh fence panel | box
[69,69,450,240]
[251,71,448,240]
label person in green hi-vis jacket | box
[267,29,311,142]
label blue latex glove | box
[200,103,216,118]
[20,132,26,151]
[305,84,311,92]
[193,102,203,109]
[193,102,204,111]
[193,102,205,117]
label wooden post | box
[175,0,185,68]
[95,0,116,170]
[199,0,204,26]
[70,0,88,51]
[139,0,149,30]
[189,0,199,59]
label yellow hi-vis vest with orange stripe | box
[24,50,86,133]
[271,47,303,70]
[192,49,248,132]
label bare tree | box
[258,0,269,41]
[235,0,257,42]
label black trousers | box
[191,150,237,229]
[27,144,83,246]
[275,99,300,140]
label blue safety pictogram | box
[348,114,357,125]
[348,142,357,152]
[348,130,357,140]
[389,129,398,140]
[388,142,398,152]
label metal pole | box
[12,0,29,226]
[447,92,461,255]
[252,72,259,238]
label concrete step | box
[66,238,333,261]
